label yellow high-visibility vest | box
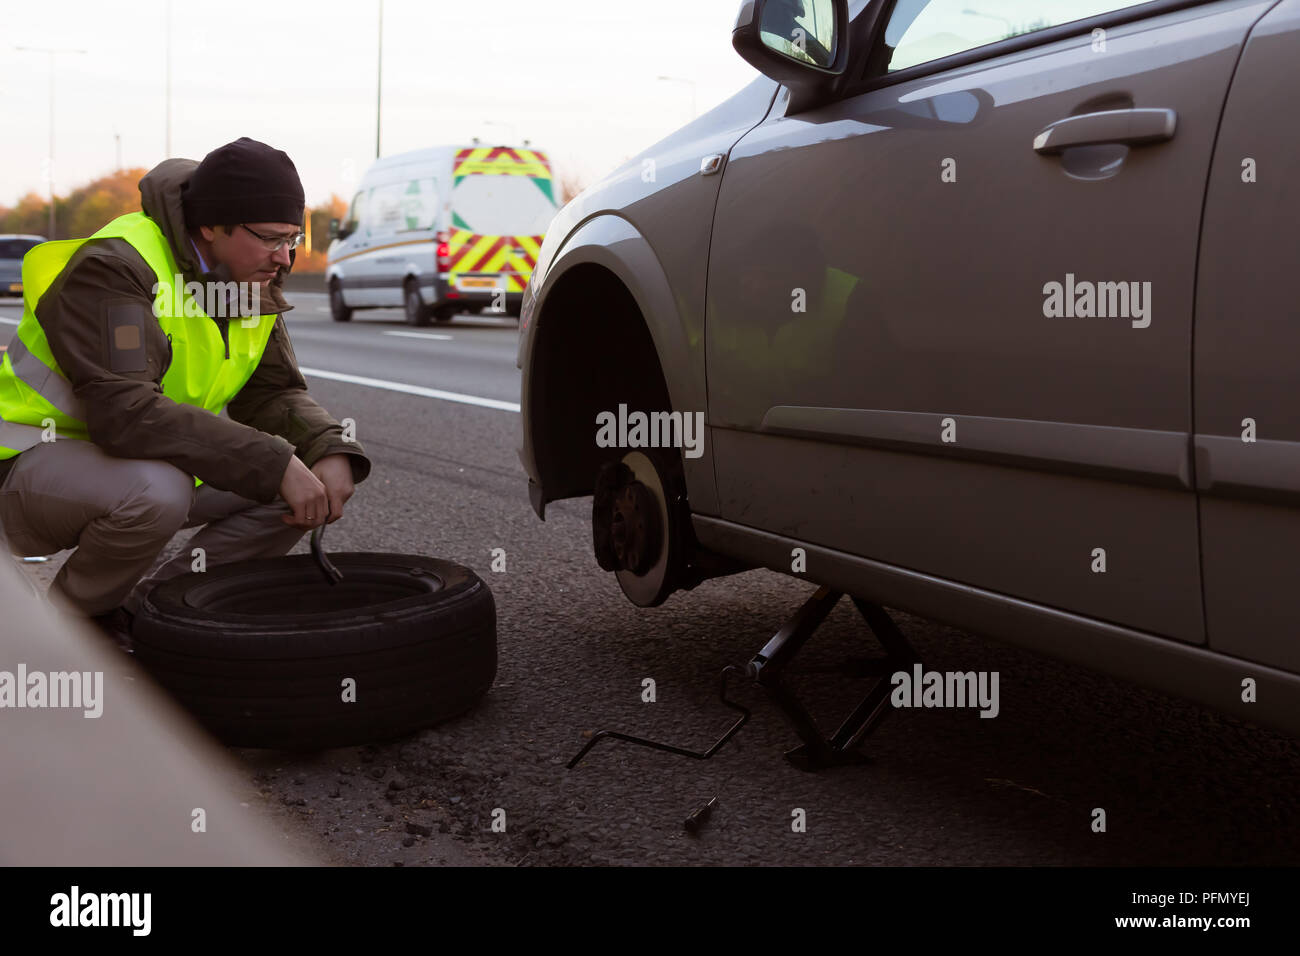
[0,212,277,485]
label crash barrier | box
[0,555,312,865]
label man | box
[0,137,369,645]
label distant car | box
[325,144,560,326]
[0,235,45,297]
[518,0,1300,739]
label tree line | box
[0,169,347,273]
[3,162,592,272]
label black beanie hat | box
[182,137,305,229]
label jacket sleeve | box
[226,314,372,485]
[37,246,297,503]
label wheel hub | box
[610,480,661,575]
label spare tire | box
[131,553,496,751]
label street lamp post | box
[15,45,87,239]
[962,8,1015,37]
[376,0,383,158]
[165,0,172,157]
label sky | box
[1,0,1153,211]
[0,0,762,209]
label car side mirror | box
[329,218,341,240]
[733,0,849,90]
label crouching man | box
[0,137,370,646]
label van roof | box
[367,144,546,172]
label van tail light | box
[436,231,451,270]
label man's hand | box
[279,455,329,529]
[310,453,356,525]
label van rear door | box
[446,148,557,302]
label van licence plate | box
[457,276,500,290]
[7,283,19,293]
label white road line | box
[383,330,453,341]
[0,317,18,325]
[299,367,520,413]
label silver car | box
[519,0,1300,742]
[0,235,44,297]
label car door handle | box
[1032,108,1176,154]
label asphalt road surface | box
[3,289,1299,867]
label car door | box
[1193,0,1300,672]
[706,0,1275,642]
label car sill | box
[692,513,1300,738]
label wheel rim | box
[405,287,419,320]
[181,564,445,616]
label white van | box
[325,144,559,325]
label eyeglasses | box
[240,223,306,252]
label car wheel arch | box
[523,215,716,515]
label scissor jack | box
[750,586,920,770]
[568,586,921,772]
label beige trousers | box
[0,438,305,617]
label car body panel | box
[705,0,1275,644]
[1193,0,1300,672]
